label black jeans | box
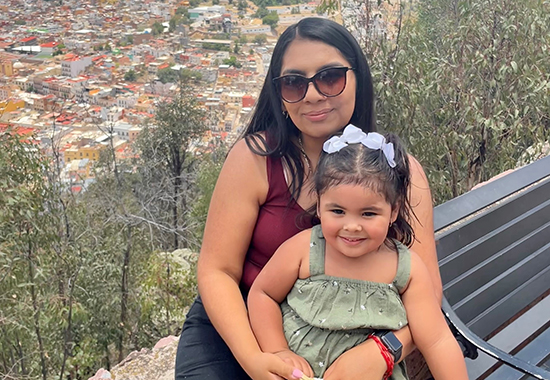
[175,296,252,380]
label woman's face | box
[280,38,357,141]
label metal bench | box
[433,155,550,380]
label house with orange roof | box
[40,41,60,55]
[20,36,38,46]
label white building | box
[101,106,124,123]
[240,25,272,35]
[117,94,137,109]
[62,56,92,78]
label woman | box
[175,17,441,380]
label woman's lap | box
[175,296,251,380]
[175,297,432,380]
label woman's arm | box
[408,154,442,302]
[324,157,440,380]
[402,252,468,379]
[248,231,314,377]
[197,139,296,380]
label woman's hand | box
[244,351,304,380]
[274,349,314,378]
[323,339,387,380]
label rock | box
[89,336,179,380]
[154,336,178,350]
[89,368,112,380]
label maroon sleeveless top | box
[240,155,314,293]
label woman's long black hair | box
[241,18,376,203]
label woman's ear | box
[316,199,321,217]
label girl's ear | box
[390,205,399,225]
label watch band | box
[375,330,403,362]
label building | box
[240,25,271,35]
[242,94,255,108]
[40,41,60,55]
[221,91,245,104]
[0,98,25,113]
[64,142,107,163]
[19,36,38,46]
[62,56,93,78]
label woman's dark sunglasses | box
[273,66,354,103]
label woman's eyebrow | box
[281,62,347,76]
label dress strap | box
[392,240,411,292]
[309,225,326,276]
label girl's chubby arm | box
[197,139,297,380]
[248,230,315,378]
[402,251,468,380]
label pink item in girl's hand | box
[292,368,318,380]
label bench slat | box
[438,189,550,286]
[434,155,550,231]
[466,249,550,337]
[444,219,550,306]
[443,297,550,380]
[465,295,550,378]
[436,176,550,264]
[485,327,550,380]
[436,158,550,379]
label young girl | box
[248,125,468,380]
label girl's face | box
[279,38,357,141]
[317,184,398,259]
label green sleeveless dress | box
[281,225,410,379]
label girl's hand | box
[323,340,387,380]
[274,349,315,378]
[245,351,304,380]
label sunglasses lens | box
[315,68,347,97]
[279,76,308,103]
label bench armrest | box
[442,297,550,380]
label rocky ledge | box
[89,336,179,380]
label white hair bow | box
[322,124,397,168]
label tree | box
[262,11,279,28]
[176,6,188,16]
[0,131,53,380]
[238,0,247,11]
[180,68,202,82]
[237,34,248,44]
[360,0,550,203]
[124,69,137,82]
[253,33,267,45]
[254,6,269,19]
[151,21,164,36]
[157,67,180,84]
[0,104,219,378]
[223,56,242,68]
[135,76,208,250]
[234,42,240,54]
